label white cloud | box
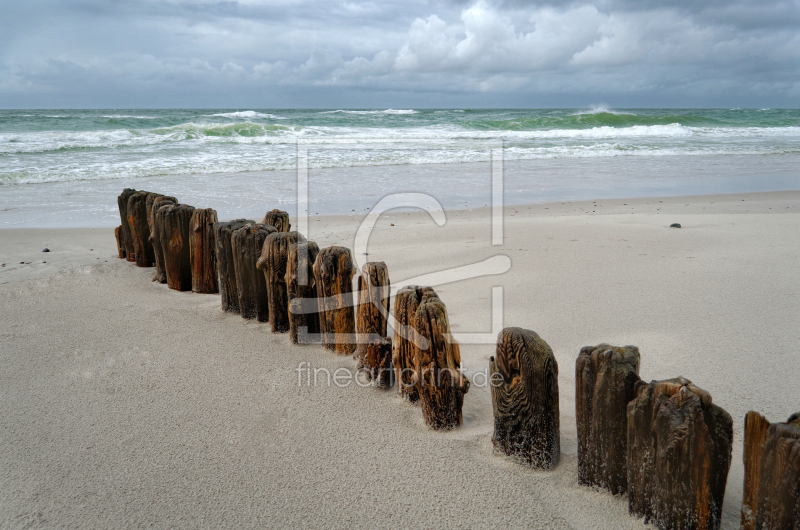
[1,0,799,106]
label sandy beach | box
[1,190,799,529]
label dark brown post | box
[355,262,392,386]
[286,242,321,344]
[157,204,195,291]
[391,285,438,402]
[150,196,177,283]
[741,412,800,530]
[232,223,276,321]
[256,231,306,332]
[576,344,641,493]
[189,208,219,294]
[742,411,771,530]
[263,209,291,232]
[115,226,125,259]
[127,191,155,267]
[313,246,357,354]
[117,188,137,261]
[490,327,559,467]
[627,377,733,530]
[212,219,253,313]
[415,297,469,430]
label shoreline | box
[3,153,800,228]
[2,189,799,528]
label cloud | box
[1,0,799,107]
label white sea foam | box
[208,111,287,119]
[320,109,418,115]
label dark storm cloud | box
[1,0,798,107]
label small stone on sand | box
[670,223,681,228]
[43,248,50,252]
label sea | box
[1,108,799,227]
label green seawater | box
[1,108,799,185]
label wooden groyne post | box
[576,344,640,493]
[231,223,276,321]
[627,377,732,530]
[490,327,559,467]
[355,262,392,387]
[313,246,357,354]
[189,208,219,294]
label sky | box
[1,0,799,108]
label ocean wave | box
[4,137,800,185]
[102,115,160,119]
[320,109,418,115]
[4,121,800,155]
[208,111,287,119]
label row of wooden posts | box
[115,188,799,530]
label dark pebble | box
[670,223,681,228]
[43,248,50,252]
[20,262,24,264]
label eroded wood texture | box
[741,412,800,530]
[157,204,195,291]
[150,196,177,283]
[189,208,219,294]
[742,411,772,530]
[313,246,356,354]
[115,226,125,258]
[232,223,276,321]
[212,219,253,313]
[256,231,306,332]
[263,209,291,232]
[415,297,469,430]
[576,344,640,493]
[627,377,733,530]
[355,262,391,385]
[117,188,137,262]
[127,191,155,267]
[391,285,438,402]
[286,242,321,344]
[490,327,559,467]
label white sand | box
[1,191,799,528]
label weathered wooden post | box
[189,208,219,294]
[156,203,195,291]
[286,242,321,344]
[150,196,177,283]
[392,285,439,402]
[232,223,276,321]
[117,188,137,261]
[263,209,291,232]
[256,231,306,333]
[313,246,357,354]
[627,377,733,530]
[355,262,392,386]
[490,327,559,467]
[127,191,155,267]
[741,411,800,530]
[576,344,641,493]
[415,297,469,430]
[212,219,253,313]
[115,226,125,259]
